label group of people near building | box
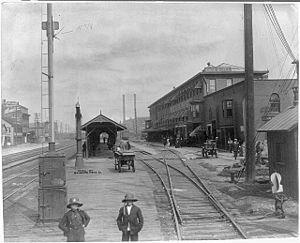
[162,136,184,148]
[59,193,143,242]
[227,138,265,163]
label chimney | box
[292,86,298,106]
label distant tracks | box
[3,143,76,201]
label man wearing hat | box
[58,197,90,242]
[116,193,144,241]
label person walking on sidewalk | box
[227,138,233,153]
[58,197,90,242]
[116,193,144,241]
[232,138,239,160]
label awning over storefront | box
[189,125,204,136]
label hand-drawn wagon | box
[202,140,218,158]
[114,151,135,173]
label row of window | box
[156,87,201,112]
[206,79,233,93]
[156,79,234,112]
[207,93,280,120]
[154,92,281,125]
[155,116,189,127]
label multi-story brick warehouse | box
[203,79,297,149]
[144,63,297,148]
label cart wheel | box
[118,161,121,173]
[132,161,135,172]
[114,159,118,170]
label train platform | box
[3,145,164,242]
[2,143,46,156]
[3,142,298,241]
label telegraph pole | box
[134,94,138,138]
[42,3,59,147]
[244,4,256,183]
[123,94,126,123]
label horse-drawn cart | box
[114,151,135,173]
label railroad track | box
[136,147,298,239]
[135,149,247,240]
[2,141,75,168]
[3,143,76,202]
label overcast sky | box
[1,2,298,128]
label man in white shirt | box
[116,193,144,241]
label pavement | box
[3,144,163,242]
[2,141,299,241]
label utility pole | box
[123,94,126,123]
[42,3,59,147]
[244,4,256,183]
[134,94,138,138]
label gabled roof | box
[257,106,298,132]
[81,113,126,131]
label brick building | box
[203,79,296,149]
[145,63,297,148]
[2,99,30,144]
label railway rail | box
[135,149,247,240]
[2,142,75,170]
[3,142,76,202]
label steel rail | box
[163,157,183,225]
[3,144,75,171]
[137,148,247,239]
[3,166,37,183]
[3,144,76,201]
[166,149,248,239]
[137,157,182,240]
[3,178,37,201]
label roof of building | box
[81,113,127,131]
[2,118,13,126]
[257,105,298,132]
[148,63,268,108]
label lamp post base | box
[75,153,83,169]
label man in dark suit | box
[116,193,144,241]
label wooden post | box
[244,4,256,183]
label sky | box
[1,2,298,128]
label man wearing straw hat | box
[116,193,144,241]
[58,197,90,242]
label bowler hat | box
[67,197,83,208]
[122,193,138,202]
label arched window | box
[269,93,280,113]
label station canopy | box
[81,113,126,134]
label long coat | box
[116,204,143,235]
[58,209,90,242]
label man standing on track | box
[116,193,144,241]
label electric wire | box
[264,4,297,62]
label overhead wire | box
[264,4,297,62]
[249,5,298,146]
[268,4,297,61]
